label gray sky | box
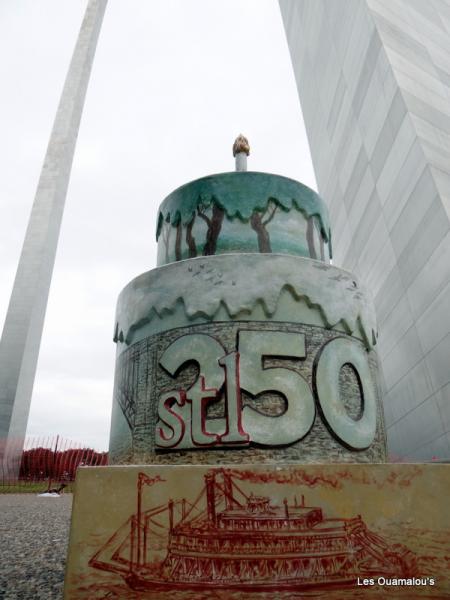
[0,0,316,450]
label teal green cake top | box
[156,171,331,244]
[155,171,332,265]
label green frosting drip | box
[115,254,377,350]
[156,171,332,248]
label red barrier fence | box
[1,435,108,490]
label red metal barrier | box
[0,435,108,489]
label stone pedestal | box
[65,463,450,599]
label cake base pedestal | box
[64,463,449,599]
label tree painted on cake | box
[197,204,225,255]
[155,172,332,266]
[186,217,197,258]
[250,202,278,253]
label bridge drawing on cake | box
[89,469,418,593]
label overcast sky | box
[0,0,316,451]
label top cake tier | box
[156,171,332,266]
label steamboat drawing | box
[89,469,417,593]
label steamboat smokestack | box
[284,498,289,520]
[168,499,174,532]
[223,469,233,510]
[205,472,217,526]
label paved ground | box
[0,494,72,600]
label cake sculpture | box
[109,136,386,465]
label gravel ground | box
[0,494,72,600]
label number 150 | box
[156,330,377,451]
